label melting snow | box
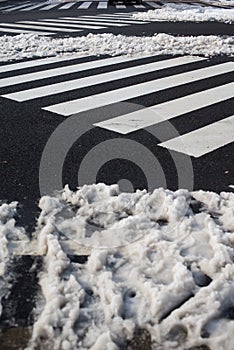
[1,185,234,349]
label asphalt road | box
[0,0,233,227]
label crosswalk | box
[0,53,233,158]
[0,14,149,35]
[1,0,232,12]
[0,0,162,12]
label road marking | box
[79,15,149,24]
[49,17,127,27]
[3,3,31,11]
[134,4,146,8]
[95,13,134,17]
[97,1,108,8]
[0,24,54,35]
[78,1,92,8]
[116,5,127,8]
[95,83,234,134]
[39,3,60,10]
[58,2,76,9]
[158,115,234,157]
[20,20,103,30]
[0,54,91,74]
[0,53,161,87]
[43,63,233,116]
[20,3,45,11]
[1,22,76,33]
[3,56,205,101]
[0,26,32,34]
[146,1,162,8]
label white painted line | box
[9,22,77,32]
[4,56,205,102]
[159,115,234,157]
[95,13,133,17]
[20,3,46,11]
[59,2,76,9]
[44,60,234,117]
[0,5,13,10]
[78,1,92,8]
[0,52,162,87]
[146,1,162,8]
[0,26,29,34]
[116,5,127,9]
[59,17,127,26]
[19,20,94,30]
[97,1,108,8]
[0,25,54,35]
[39,3,60,10]
[40,19,106,29]
[3,3,31,11]
[95,83,234,134]
[79,15,148,24]
[134,4,145,8]
[0,54,91,74]
[97,13,134,16]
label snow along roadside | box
[0,32,233,63]
[133,3,234,23]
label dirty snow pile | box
[12,183,232,350]
[0,32,234,62]
[0,202,28,317]
[133,2,234,23]
[198,0,234,6]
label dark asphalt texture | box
[0,0,233,229]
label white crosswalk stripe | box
[62,15,148,24]
[0,14,149,35]
[97,1,108,9]
[0,54,233,158]
[159,114,234,157]
[3,56,205,101]
[0,0,160,12]
[0,22,74,33]
[2,3,31,11]
[39,3,60,10]
[1,0,230,12]
[20,3,46,11]
[78,1,92,9]
[18,20,104,30]
[79,15,149,24]
[43,62,233,116]
[43,18,127,27]
[58,2,76,10]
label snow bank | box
[133,3,234,23]
[0,32,233,62]
[0,202,28,317]
[22,184,234,350]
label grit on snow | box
[1,184,234,350]
[0,32,233,62]
[133,3,234,23]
